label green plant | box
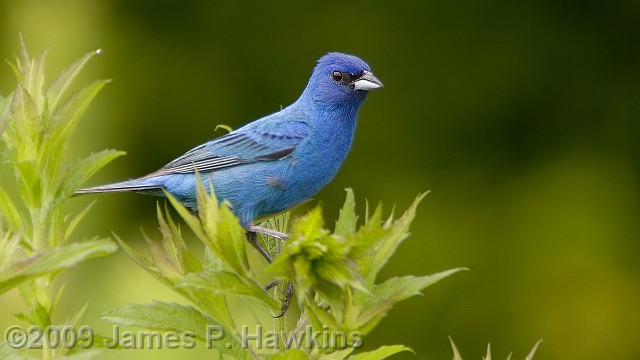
[450,338,542,360]
[103,177,465,358]
[0,38,487,360]
[0,38,124,359]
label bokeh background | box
[1,1,639,359]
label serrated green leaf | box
[179,271,279,312]
[182,177,251,278]
[164,190,207,240]
[145,204,187,280]
[303,301,338,330]
[0,239,117,294]
[13,37,48,114]
[364,193,428,286]
[9,84,40,163]
[216,205,251,277]
[16,298,51,328]
[47,79,110,155]
[102,301,245,358]
[356,268,467,333]
[161,203,201,274]
[46,49,101,115]
[335,188,357,235]
[348,345,412,360]
[114,233,179,292]
[291,205,326,240]
[366,268,468,309]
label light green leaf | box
[179,271,279,312]
[10,84,40,162]
[187,177,251,278]
[102,301,245,358]
[161,203,202,274]
[348,345,412,360]
[450,338,464,360]
[291,205,326,240]
[60,149,125,202]
[55,302,90,358]
[366,268,468,308]
[114,233,190,296]
[365,192,428,286]
[335,188,357,235]
[0,232,21,270]
[13,37,48,113]
[525,340,543,360]
[164,190,207,240]
[268,349,308,360]
[0,341,23,360]
[215,205,251,277]
[0,239,117,294]
[59,349,105,360]
[47,79,110,152]
[0,92,13,134]
[485,343,492,360]
[357,268,467,333]
[321,347,356,359]
[0,187,23,230]
[63,200,95,243]
[46,49,102,115]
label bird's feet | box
[247,225,292,317]
[245,225,290,264]
[248,225,289,241]
[246,231,274,263]
[265,280,294,318]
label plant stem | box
[273,278,288,352]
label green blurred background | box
[1,1,639,359]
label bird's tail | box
[74,179,163,196]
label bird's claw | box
[250,226,292,317]
[265,280,293,318]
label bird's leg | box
[248,225,289,241]
[246,225,293,317]
[246,231,273,263]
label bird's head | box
[302,52,383,109]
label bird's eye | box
[331,71,343,82]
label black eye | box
[331,71,343,82]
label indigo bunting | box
[77,52,382,259]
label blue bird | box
[76,52,382,260]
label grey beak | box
[352,70,383,91]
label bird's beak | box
[352,70,383,91]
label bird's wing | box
[146,118,310,177]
